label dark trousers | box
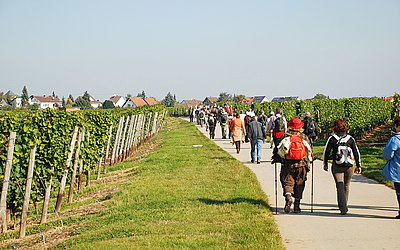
[209,126,215,139]
[332,164,354,213]
[235,141,241,152]
[280,165,308,199]
[394,182,400,209]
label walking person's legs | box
[256,139,262,163]
[250,140,256,162]
[343,166,355,203]
[394,182,400,218]
[332,165,348,214]
[235,141,240,154]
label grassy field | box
[47,118,283,249]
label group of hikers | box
[190,105,400,219]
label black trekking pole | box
[275,161,278,214]
[311,160,314,213]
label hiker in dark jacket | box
[302,112,319,144]
[323,119,361,215]
[246,115,267,164]
[208,113,217,139]
[278,118,314,213]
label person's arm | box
[383,137,399,161]
[284,117,288,132]
[350,137,361,167]
[241,120,246,134]
[267,117,274,131]
[323,136,333,170]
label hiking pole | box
[311,160,314,213]
[275,161,278,214]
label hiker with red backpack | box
[277,118,314,213]
[323,119,361,215]
[269,108,287,163]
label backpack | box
[274,116,285,132]
[304,119,316,135]
[220,115,227,124]
[332,134,354,167]
[258,115,267,126]
[208,117,215,126]
[199,111,205,119]
[244,115,251,126]
[277,135,307,160]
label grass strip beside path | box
[56,118,284,249]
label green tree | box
[74,91,92,109]
[313,93,329,99]
[137,91,146,98]
[102,100,115,109]
[62,97,66,107]
[22,86,29,107]
[233,94,245,103]
[126,93,132,98]
[163,92,176,107]
[218,92,233,102]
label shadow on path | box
[197,198,271,209]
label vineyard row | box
[0,106,167,238]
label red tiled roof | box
[144,97,158,106]
[182,100,203,107]
[239,97,255,103]
[34,96,61,103]
[127,97,148,107]
[204,97,218,103]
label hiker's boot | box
[257,160,261,164]
[294,199,301,213]
[284,194,293,213]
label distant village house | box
[123,97,159,108]
[29,96,62,109]
[181,99,203,107]
[109,95,126,107]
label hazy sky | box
[0,1,399,101]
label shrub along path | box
[192,119,400,250]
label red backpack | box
[288,136,307,160]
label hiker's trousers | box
[331,164,354,213]
[280,165,308,199]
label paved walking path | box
[191,120,400,249]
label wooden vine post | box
[118,116,130,163]
[97,147,104,180]
[40,166,54,224]
[56,126,79,212]
[68,130,84,203]
[0,132,16,233]
[19,143,37,238]
[111,117,124,166]
[104,123,113,173]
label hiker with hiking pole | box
[276,118,314,213]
